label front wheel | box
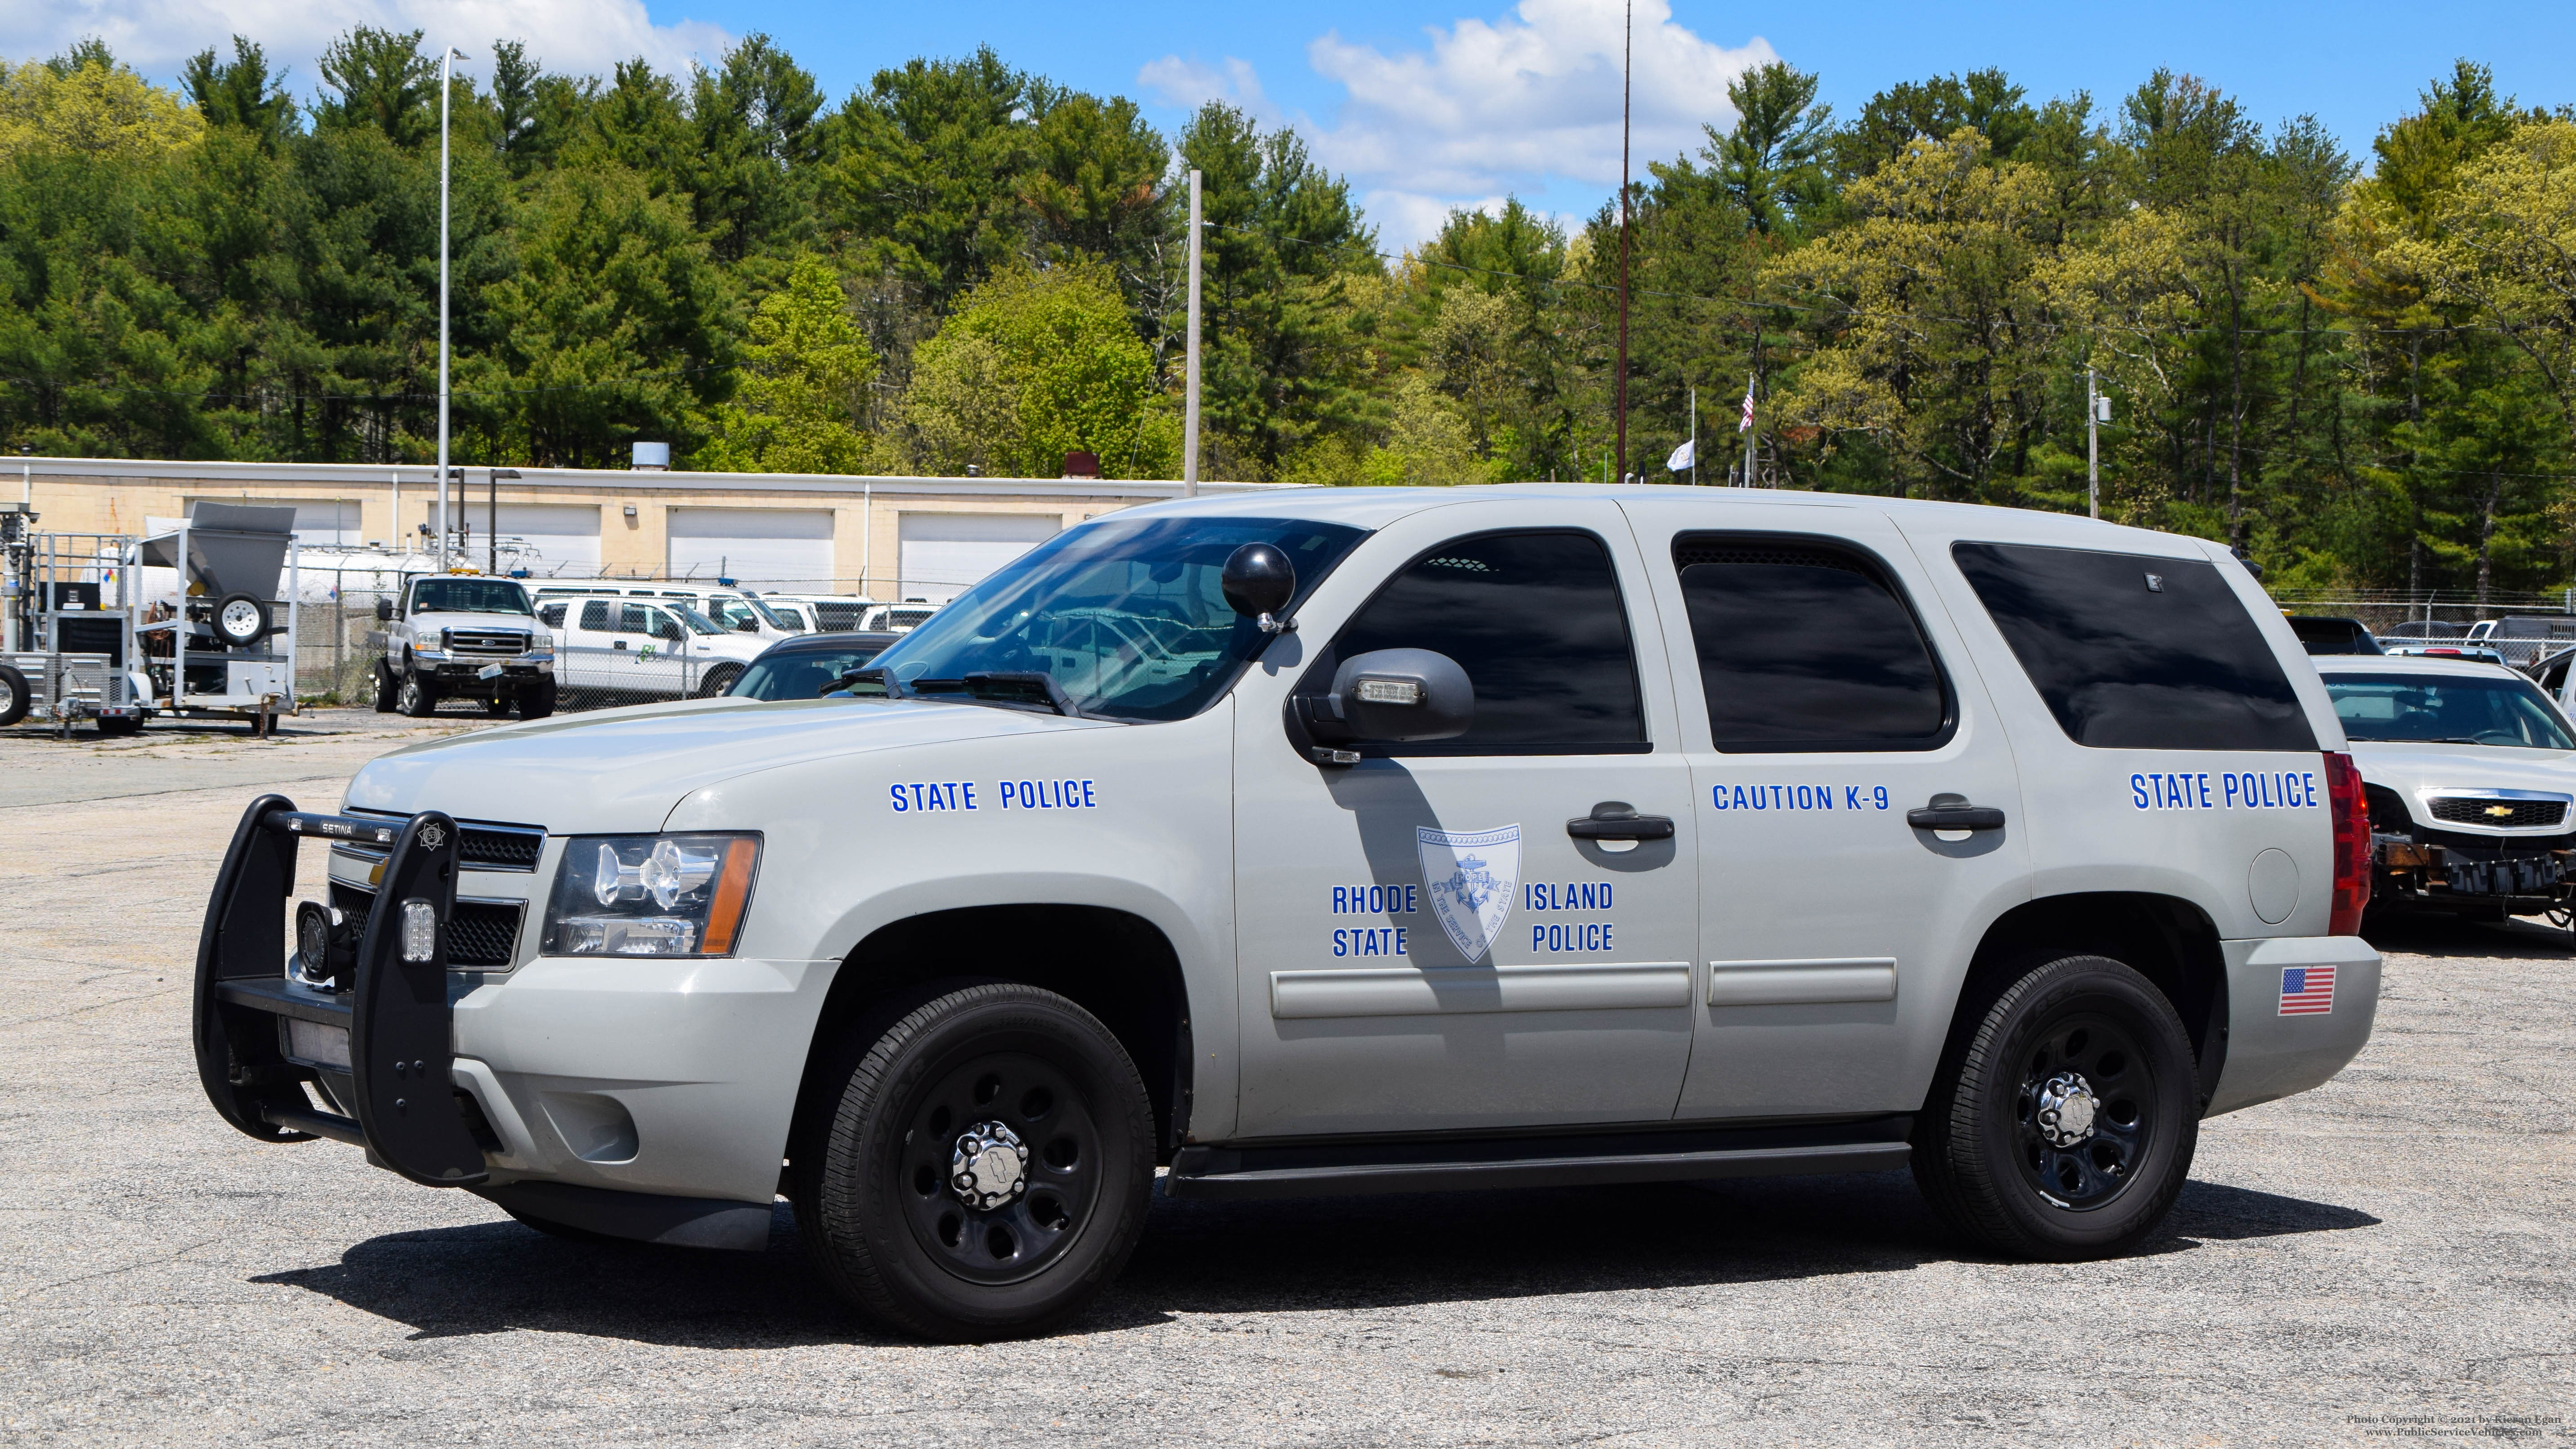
[793,983,1155,1342]
[519,677,557,720]
[1912,953,2198,1260]
[371,660,399,712]
[396,666,439,719]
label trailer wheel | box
[0,664,28,727]
[213,592,272,649]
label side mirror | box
[1311,648,1474,744]
[375,598,394,622]
[1221,543,1295,632]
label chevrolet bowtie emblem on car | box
[2486,805,2516,818]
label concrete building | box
[10,457,1292,603]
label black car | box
[728,632,902,700]
[2285,614,2383,655]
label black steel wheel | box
[794,982,1153,1342]
[1913,953,2198,1260]
[0,664,27,727]
[396,664,439,718]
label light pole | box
[2086,366,2107,520]
[1183,168,1202,498]
[437,45,466,569]
[1614,0,1632,487]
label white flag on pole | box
[1666,438,1694,471]
[1739,380,1756,431]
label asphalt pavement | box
[1,709,2569,1446]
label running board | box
[1165,1117,1912,1200]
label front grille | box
[328,882,524,968]
[446,630,531,656]
[2427,796,2568,829]
[342,810,544,871]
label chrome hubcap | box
[950,1120,1029,1210]
[2032,1072,2099,1147]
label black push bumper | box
[192,794,488,1188]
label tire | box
[794,983,1155,1342]
[1912,953,2199,1261]
[519,678,557,720]
[372,660,399,713]
[213,592,272,649]
[696,663,744,698]
[0,664,27,727]
[396,665,440,719]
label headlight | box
[542,833,760,957]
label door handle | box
[1907,794,2007,831]
[612,640,627,650]
[1567,805,1675,841]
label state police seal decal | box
[1417,824,1520,962]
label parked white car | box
[540,595,768,700]
[530,584,803,642]
[2315,653,2576,930]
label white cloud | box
[6,0,729,93]
[1136,54,1276,123]
[1309,0,1772,195]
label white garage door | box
[668,509,836,591]
[897,513,1060,603]
[494,504,602,577]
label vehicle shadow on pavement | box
[250,1172,2375,1346]
[2364,912,2574,962]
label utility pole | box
[1183,169,1203,498]
[2086,366,2104,520]
[437,46,465,570]
[1614,0,1632,487]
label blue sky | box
[15,0,2573,246]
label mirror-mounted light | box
[1221,543,1297,634]
[1354,677,1423,706]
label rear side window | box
[579,601,611,631]
[1953,541,2314,751]
[1674,535,1952,751]
[1308,530,1645,753]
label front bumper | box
[2371,832,2572,912]
[2205,935,2382,1116]
[194,797,824,1243]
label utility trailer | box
[128,504,303,735]
[0,510,147,734]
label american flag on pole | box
[2277,965,2336,1015]
[1739,379,1756,431]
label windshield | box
[672,605,726,636]
[732,644,893,700]
[412,578,531,615]
[866,516,1366,721]
[2325,672,2575,750]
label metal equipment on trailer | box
[129,503,305,735]
[0,508,147,735]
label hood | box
[2348,740,2576,830]
[345,695,1113,832]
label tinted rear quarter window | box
[1674,535,1952,751]
[1952,541,2313,751]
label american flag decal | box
[2278,965,2336,1015]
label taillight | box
[2323,751,2371,935]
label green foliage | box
[694,255,876,473]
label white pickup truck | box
[195,485,2380,1342]
[372,574,556,719]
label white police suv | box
[194,485,2379,1341]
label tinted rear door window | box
[1675,535,1952,751]
[1952,541,2314,751]
[1308,530,1645,753]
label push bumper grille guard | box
[191,794,488,1188]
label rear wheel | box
[793,983,1154,1342]
[396,665,439,719]
[1913,953,2198,1260]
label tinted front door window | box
[1311,530,1644,752]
